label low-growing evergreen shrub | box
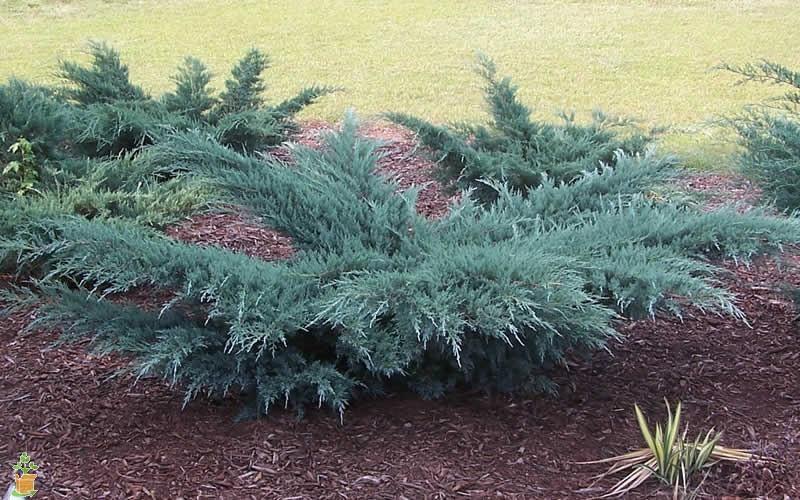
[0,79,68,165]
[722,61,800,211]
[2,54,798,418]
[6,111,797,418]
[59,41,149,105]
[58,43,335,157]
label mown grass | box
[2,0,799,169]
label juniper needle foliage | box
[723,60,800,211]
[0,42,330,234]
[2,52,798,418]
[389,55,652,202]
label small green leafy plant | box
[2,137,39,196]
[581,400,761,498]
[12,452,39,476]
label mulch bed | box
[2,121,799,499]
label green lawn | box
[2,0,799,169]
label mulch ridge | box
[361,121,460,219]
[680,172,763,212]
[164,211,295,262]
[2,124,799,499]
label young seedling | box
[2,138,40,196]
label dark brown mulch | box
[680,172,762,212]
[164,211,295,262]
[2,125,799,498]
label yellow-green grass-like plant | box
[579,400,765,498]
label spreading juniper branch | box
[721,60,800,211]
[388,55,653,203]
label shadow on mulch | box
[1,121,799,499]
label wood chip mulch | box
[164,212,295,262]
[2,125,799,499]
[680,172,763,212]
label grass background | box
[1,0,799,169]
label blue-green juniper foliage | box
[722,60,800,211]
[388,55,653,203]
[1,51,799,418]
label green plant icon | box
[12,452,38,474]
[11,452,39,497]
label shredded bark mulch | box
[2,258,798,498]
[361,121,460,219]
[164,211,295,262]
[680,172,762,212]
[2,124,799,498]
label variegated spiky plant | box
[580,400,764,498]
